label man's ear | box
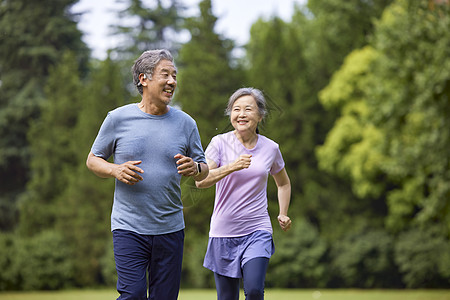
[139,73,147,86]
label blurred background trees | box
[0,0,89,233]
[0,0,448,290]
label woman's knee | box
[214,272,240,300]
[245,286,264,300]
[242,257,269,300]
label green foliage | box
[15,230,74,290]
[111,0,186,59]
[18,51,84,236]
[317,0,450,237]
[317,0,450,288]
[0,0,88,77]
[266,219,327,288]
[394,225,450,288]
[99,238,117,287]
[330,229,401,288]
[317,46,388,199]
[0,233,19,290]
[0,231,74,291]
[182,228,215,288]
[370,0,450,233]
[306,0,393,75]
[0,0,89,232]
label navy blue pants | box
[214,257,269,300]
[112,229,184,300]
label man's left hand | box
[174,154,197,177]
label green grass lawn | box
[0,289,449,300]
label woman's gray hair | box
[132,49,175,95]
[225,87,267,119]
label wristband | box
[195,162,202,174]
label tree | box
[111,0,186,59]
[266,219,328,288]
[18,51,84,236]
[369,0,450,234]
[317,0,450,287]
[395,225,450,287]
[15,230,74,290]
[318,0,450,234]
[306,0,393,78]
[330,228,401,288]
[317,46,388,207]
[0,0,89,232]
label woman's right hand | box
[277,215,292,232]
[232,154,252,171]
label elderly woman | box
[196,87,292,300]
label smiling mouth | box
[164,88,174,96]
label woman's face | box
[230,95,262,133]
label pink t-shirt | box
[205,131,285,237]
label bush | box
[15,230,74,290]
[0,233,20,290]
[330,229,401,288]
[394,225,450,288]
[266,219,328,288]
[182,229,215,288]
[100,238,117,287]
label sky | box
[72,0,307,60]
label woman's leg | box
[242,257,269,300]
[214,272,240,300]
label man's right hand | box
[113,161,144,185]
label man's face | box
[145,59,177,105]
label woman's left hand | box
[277,215,292,231]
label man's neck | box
[138,99,169,115]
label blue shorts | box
[203,230,275,278]
[113,229,184,300]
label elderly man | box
[86,49,208,300]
